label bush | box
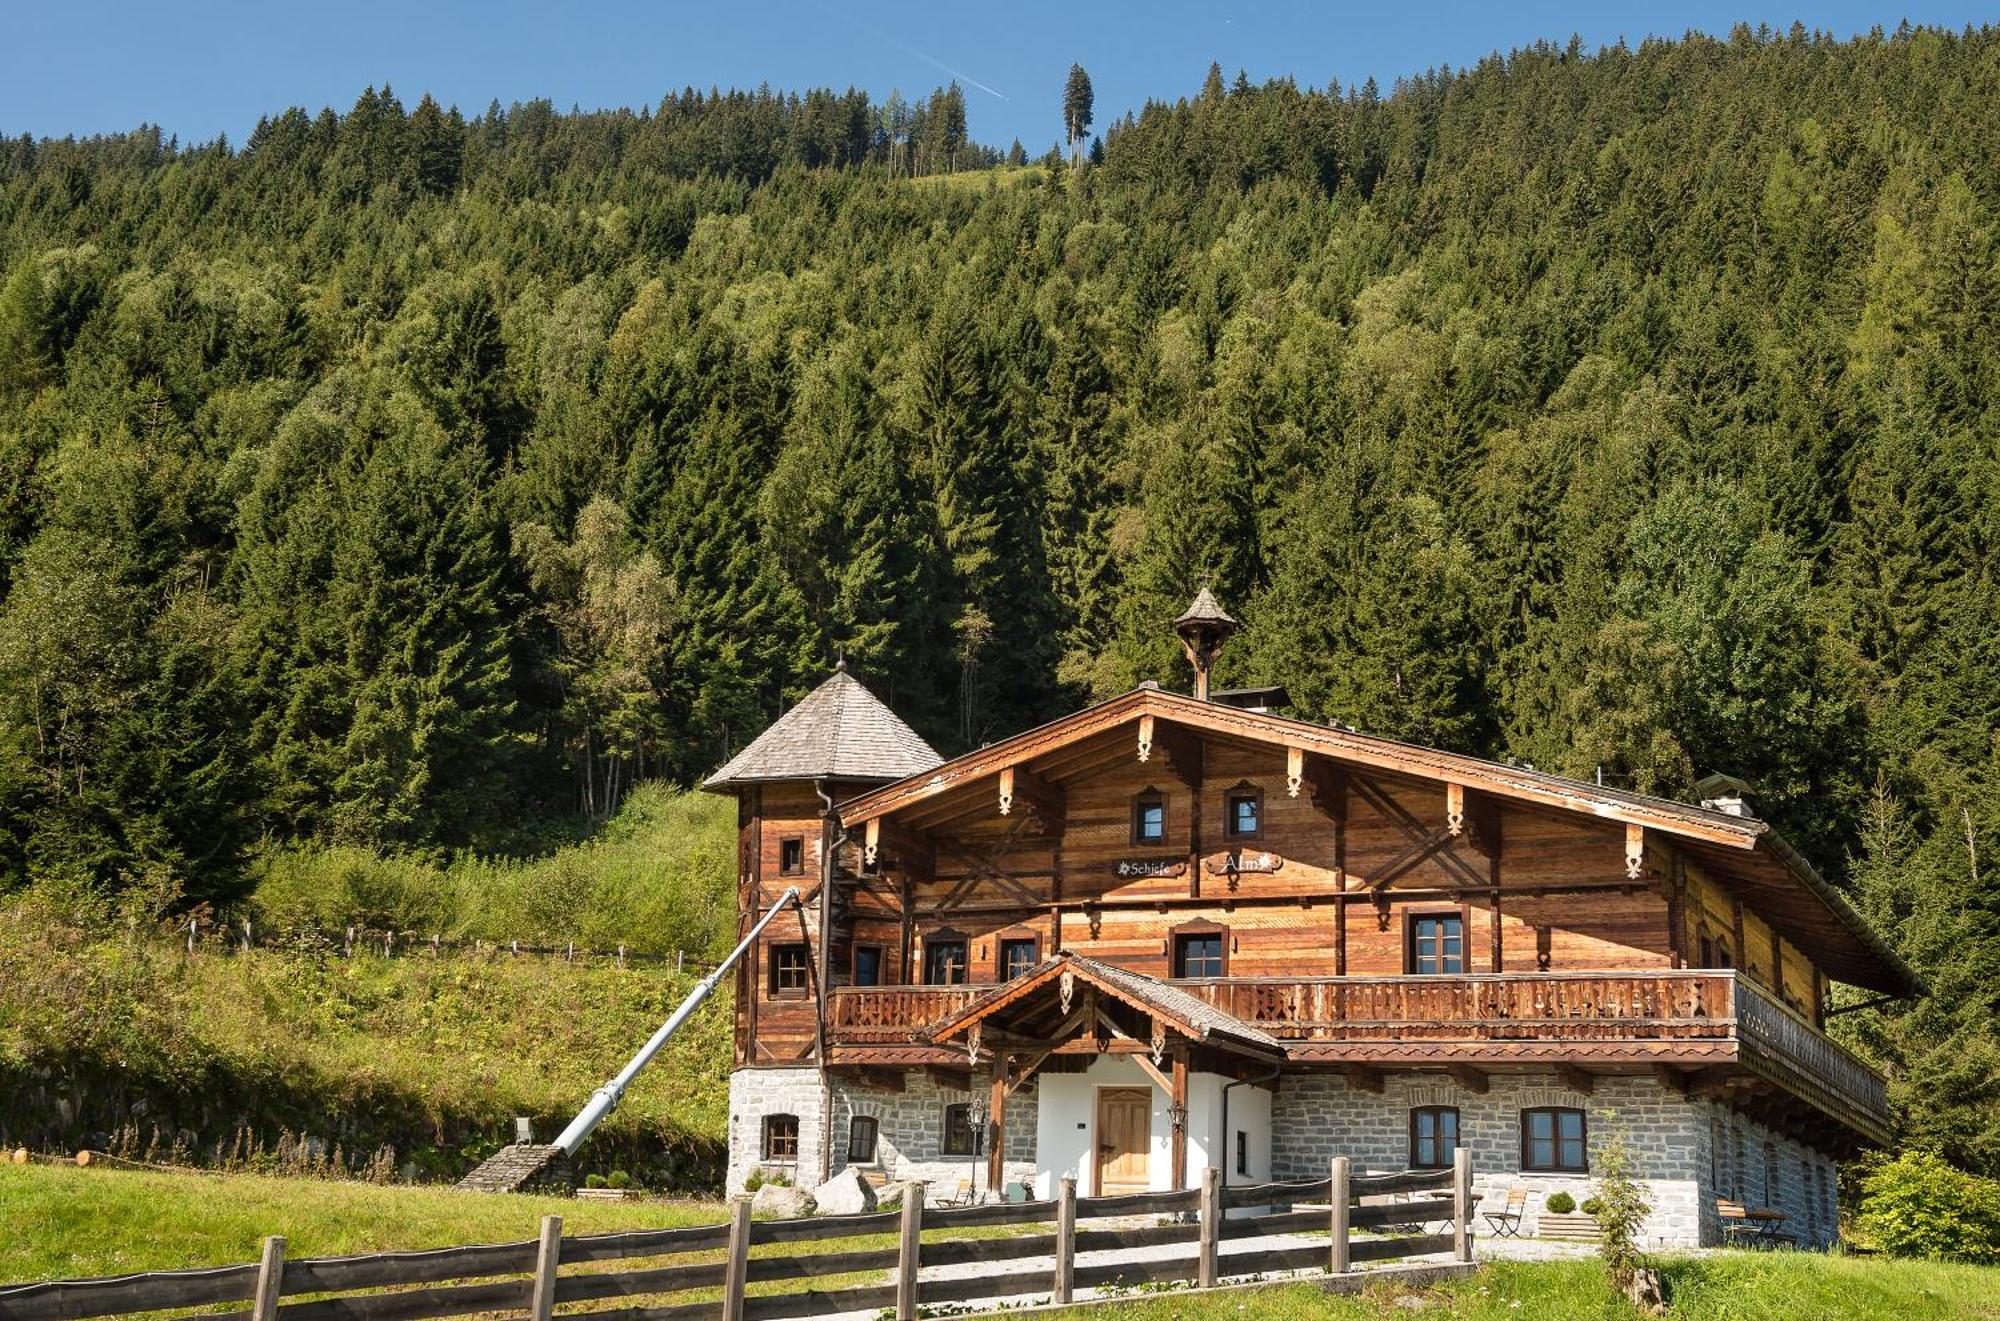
[584,1174,608,1189]
[1546,1191,1577,1215]
[1580,1197,1604,1216]
[743,1170,765,1191]
[607,1170,632,1189]
[1859,1150,2000,1264]
[1590,1127,1652,1292]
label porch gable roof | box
[923,951,1281,1057]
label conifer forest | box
[0,26,1996,1173]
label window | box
[769,943,810,996]
[1762,1142,1777,1207]
[923,937,967,986]
[941,1103,976,1156]
[999,937,1040,980]
[1520,1107,1587,1173]
[1174,931,1225,978]
[1236,1130,1249,1176]
[1225,787,1263,839]
[851,943,883,987]
[847,1115,879,1164]
[1409,1106,1460,1170]
[762,1113,799,1162]
[779,836,805,875]
[1407,914,1464,974]
[1132,790,1166,845]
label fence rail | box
[0,1154,1474,1321]
[167,917,716,974]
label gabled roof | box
[837,685,1920,996]
[925,952,1282,1057]
[703,665,942,791]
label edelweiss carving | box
[1150,1022,1166,1066]
[967,1022,982,1064]
[1446,783,1466,837]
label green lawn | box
[1073,1254,2000,1321]
[9,1165,1998,1321]
[0,1164,722,1283]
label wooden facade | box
[724,681,1908,1174]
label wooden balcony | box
[825,971,1888,1143]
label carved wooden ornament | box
[1625,823,1646,880]
[1137,714,1155,763]
[1286,746,1304,798]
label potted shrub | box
[1539,1189,1601,1242]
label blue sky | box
[1,2,1991,150]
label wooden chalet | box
[709,596,1913,1248]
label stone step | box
[455,1143,574,1194]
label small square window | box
[1520,1107,1587,1173]
[999,937,1039,980]
[1226,790,1262,839]
[1410,1106,1459,1169]
[1174,931,1224,978]
[847,1115,879,1164]
[1407,915,1464,975]
[941,1103,976,1156]
[769,943,810,996]
[1132,792,1166,845]
[762,1113,799,1162]
[779,837,805,875]
[924,938,967,986]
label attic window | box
[779,837,805,875]
[1225,785,1263,839]
[1132,789,1167,845]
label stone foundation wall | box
[726,1066,1036,1202]
[731,1064,1844,1246]
[1272,1071,1711,1249]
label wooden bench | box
[1718,1199,1797,1246]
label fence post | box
[250,1235,286,1321]
[895,1182,924,1321]
[722,1195,752,1321]
[242,919,253,953]
[528,1214,562,1321]
[1197,1165,1220,1288]
[187,917,197,956]
[1329,1155,1350,1273]
[344,925,353,958]
[1453,1146,1473,1262]
[1053,1175,1076,1304]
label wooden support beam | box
[998,765,1066,833]
[1557,1066,1596,1096]
[1447,1064,1489,1095]
[1344,1065,1386,1094]
[987,1056,1007,1197]
[1170,1050,1190,1191]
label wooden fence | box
[0,1153,1474,1321]
[171,917,716,974]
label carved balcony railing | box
[823,970,1889,1138]
[1732,974,1888,1135]
[1167,971,1737,1044]
[827,986,982,1043]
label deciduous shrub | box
[1546,1191,1576,1214]
[1859,1150,2000,1264]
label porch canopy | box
[923,952,1282,1190]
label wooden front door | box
[1095,1087,1151,1194]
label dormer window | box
[1132,789,1167,845]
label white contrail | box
[810,0,1009,100]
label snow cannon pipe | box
[554,886,802,1155]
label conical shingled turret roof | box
[1173,587,1236,629]
[703,665,942,790]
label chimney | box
[1173,589,1238,702]
[1695,773,1754,818]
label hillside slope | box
[0,26,1996,1168]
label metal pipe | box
[554,886,802,1155]
[1218,1062,1283,1188]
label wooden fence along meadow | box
[173,916,716,974]
[0,1153,1474,1321]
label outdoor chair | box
[1483,1186,1527,1237]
